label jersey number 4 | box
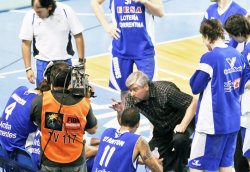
[4,102,16,120]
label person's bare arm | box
[21,39,35,84]
[85,144,98,158]
[245,80,250,90]
[91,0,121,40]
[86,123,98,135]
[74,32,85,64]
[110,99,124,125]
[174,97,197,133]
[133,0,164,17]
[134,137,163,172]
[89,137,101,146]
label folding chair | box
[12,147,39,172]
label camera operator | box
[30,61,98,172]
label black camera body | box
[71,64,94,97]
[43,61,95,98]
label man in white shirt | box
[19,0,86,86]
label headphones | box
[43,61,54,84]
[43,61,72,87]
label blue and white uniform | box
[31,129,41,168]
[188,44,245,170]
[92,128,140,172]
[0,86,38,151]
[203,1,247,47]
[109,0,156,91]
[240,40,250,158]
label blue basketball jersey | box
[203,1,247,47]
[31,129,41,168]
[243,41,250,64]
[109,0,155,59]
[241,41,250,128]
[92,128,140,172]
[0,86,38,151]
[190,44,245,134]
[243,41,250,86]
[243,42,250,86]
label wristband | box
[79,58,86,63]
[25,67,32,72]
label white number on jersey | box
[5,102,17,120]
[125,0,132,5]
[99,145,116,167]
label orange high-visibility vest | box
[41,91,90,163]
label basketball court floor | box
[0,0,249,171]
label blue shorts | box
[109,56,156,91]
[36,59,72,87]
[86,156,95,172]
[241,127,250,158]
[188,131,237,171]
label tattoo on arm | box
[140,138,152,162]
[138,138,162,172]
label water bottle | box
[145,147,160,172]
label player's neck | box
[218,0,231,10]
[246,36,250,45]
[211,39,226,49]
[218,0,231,11]
[119,126,135,133]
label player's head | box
[44,61,72,88]
[32,0,56,18]
[224,14,250,43]
[121,108,140,131]
[200,19,224,50]
[35,79,50,94]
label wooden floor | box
[86,35,207,95]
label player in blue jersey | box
[188,19,246,172]
[92,108,163,172]
[31,129,41,168]
[0,79,50,152]
[91,0,164,101]
[224,14,250,172]
[203,0,247,48]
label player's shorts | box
[36,59,72,87]
[86,156,95,172]
[241,127,250,158]
[109,56,156,91]
[188,131,237,171]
